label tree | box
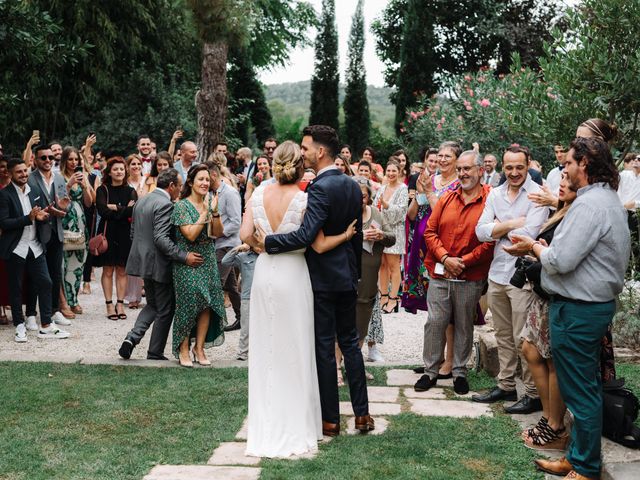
[228,49,275,146]
[309,0,340,129]
[343,0,370,154]
[394,0,438,134]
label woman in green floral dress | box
[172,164,227,367]
[60,147,95,313]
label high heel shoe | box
[379,291,389,309]
[179,351,193,368]
[116,300,127,319]
[382,296,399,314]
[105,300,118,321]
[192,348,211,366]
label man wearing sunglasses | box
[25,144,72,331]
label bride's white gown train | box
[245,187,322,458]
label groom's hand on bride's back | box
[253,225,267,251]
[185,252,204,267]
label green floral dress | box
[172,198,227,358]
[62,184,87,307]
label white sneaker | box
[38,324,70,339]
[52,311,72,326]
[367,344,385,363]
[25,316,39,331]
[15,323,27,343]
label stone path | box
[143,369,490,479]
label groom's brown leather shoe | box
[355,415,375,432]
[322,421,340,437]
[534,457,573,476]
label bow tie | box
[142,158,151,163]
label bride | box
[240,141,356,458]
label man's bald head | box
[180,141,197,164]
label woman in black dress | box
[94,157,137,320]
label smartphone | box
[33,129,40,137]
[176,125,183,132]
[435,263,445,276]
[74,165,83,173]
[88,131,95,137]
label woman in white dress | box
[240,141,356,458]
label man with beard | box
[473,145,549,413]
[506,138,629,480]
[414,150,494,395]
[137,135,154,176]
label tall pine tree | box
[343,0,370,154]
[309,0,339,130]
[394,0,438,134]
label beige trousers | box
[487,280,537,397]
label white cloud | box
[259,0,390,87]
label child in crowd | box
[221,243,258,361]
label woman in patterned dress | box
[374,158,409,314]
[59,147,94,314]
[172,164,226,367]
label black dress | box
[94,183,137,267]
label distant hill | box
[263,80,395,136]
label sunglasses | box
[38,155,55,161]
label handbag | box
[88,186,109,256]
[63,230,86,251]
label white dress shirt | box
[617,169,640,210]
[545,166,562,196]
[12,183,44,259]
[476,175,549,285]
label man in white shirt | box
[473,145,549,414]
[137,135,154,176]
[0,159,69,342]
[545,144,567,196]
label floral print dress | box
[171,198,227,358]
[62,184,87,307]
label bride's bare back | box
[261,183,302,233]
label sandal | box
[116,300,127,319]
[105,301,118,321]
[379,291,389,309]
[522,416,548,439]
[524,420,567,450]
[382,296,399,314]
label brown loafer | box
[563,471,598,480]
[535,457,573,476]
[354,414,375,432]
[322,421,340,437]
[71,305,83,314]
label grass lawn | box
[2,361,638,480]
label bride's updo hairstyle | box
[272,141,304,185]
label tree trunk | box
[195,40,228,162]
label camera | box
[509,257,534,288]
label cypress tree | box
[309,0,339,130]
[394,0,438,135]
[343,0,370,154]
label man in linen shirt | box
[505,137,629,480]
[472,145,549,414]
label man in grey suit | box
[26,144,71,329]
[119,169,203,360]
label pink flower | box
[465,105,473,111]
[464,75,472,82]
[436,123,442,131]
[440,116,446,123]
[478,98,491,107]
[466,88,474,97]
[477,75,486,83]
[410,111,418,120]
[400,127,405,133]
[547,92,557,100]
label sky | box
[259,0,389,87]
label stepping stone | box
[403,387,447,400]
[367,386,400,403]
[339,401,401,416]
[344,416,389,435]
[386,369,421,386]
[235,417,249,440]
[208,442,260,466]
[144,465,261,480]
[408,398,492,418]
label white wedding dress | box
[245,186,322,458]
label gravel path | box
[0,269,425,366]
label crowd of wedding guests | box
[0,116,634,479]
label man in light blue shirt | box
[506,137,629,479]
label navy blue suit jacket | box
[265,169,363,292]
[0,183,48,260]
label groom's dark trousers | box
[265,168,369,424]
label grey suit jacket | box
[126,189,188,283]
[28,169,66,243]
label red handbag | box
[88,186,109,256]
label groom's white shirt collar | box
[316,165,338,177]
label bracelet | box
[212,213,220,218]
[441,254,449,263]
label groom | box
[264,125,373,436]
